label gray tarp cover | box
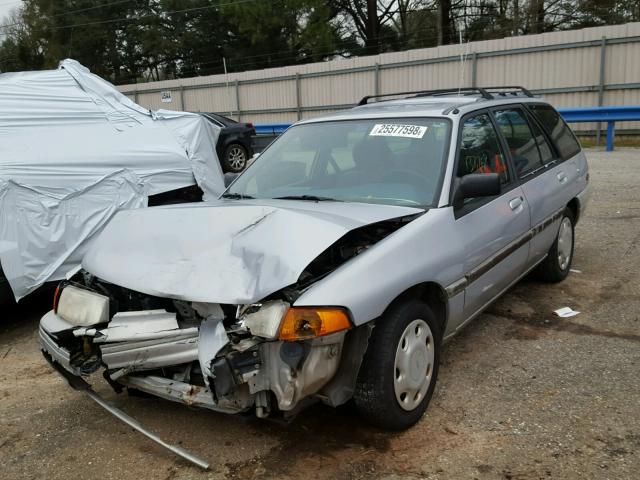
[0,59,225,300]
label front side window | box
[494,108,543,176]
[528,104,581,159]
[226,118,451,207]
[457,113,509,185]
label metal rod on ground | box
[84,388,210,470]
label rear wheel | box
[223,143,248,172]
[534,207,575,283]
[354,300,441,430]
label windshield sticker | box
[369,124,427,138]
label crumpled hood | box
[82,200,422,304]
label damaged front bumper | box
[39,316,74,374]
[39,305,348,418]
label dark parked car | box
[201,113,255,172]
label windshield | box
[225,118,451,207]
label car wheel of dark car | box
[354,299,441,430]
[224,143,248,172]
[534,207,575,283]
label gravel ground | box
[1,149,639,480]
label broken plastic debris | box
[93,310,196,343]
[554,307,580,318]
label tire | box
[223,143,248,173]
[534,207,575,283]
[354,300,442,430]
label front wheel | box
[354,300,441,430]
[534,207,575,283]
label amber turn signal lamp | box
[279,307,351,341]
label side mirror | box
[224,172,239,188]
[453,173,501,209]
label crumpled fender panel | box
[82,201,422,304]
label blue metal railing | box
[253,123,291,136]
[254,105,640,152]
[558,106,640,151]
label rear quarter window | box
[527,104,581,160]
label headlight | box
[55,285,109,326]
[242,301,290,339]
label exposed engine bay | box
[39,215,416,422]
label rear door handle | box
[557,171,568,183]
[509,196,524,211]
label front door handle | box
[557,171,568,183]
[509,196,524,211]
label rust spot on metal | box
[183,385,203,406]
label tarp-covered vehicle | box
[39,87,589,468]
[0,59,225,301]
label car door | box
[452,112,532,325]
[519,104,583,266]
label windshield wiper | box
[273,195,342,202]
[221,192,255,199]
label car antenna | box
[457,30,470,96]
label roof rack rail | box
[480,86,534,98]
[358,87,492,106]
[357,86,534,106]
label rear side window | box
[525,110,555,164]
[494,109,543,176]
[457,113,509,185]
[528,104,581,159]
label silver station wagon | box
[40,87,589,464]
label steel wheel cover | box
[393,319,435,411]
[557,217,573,270]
